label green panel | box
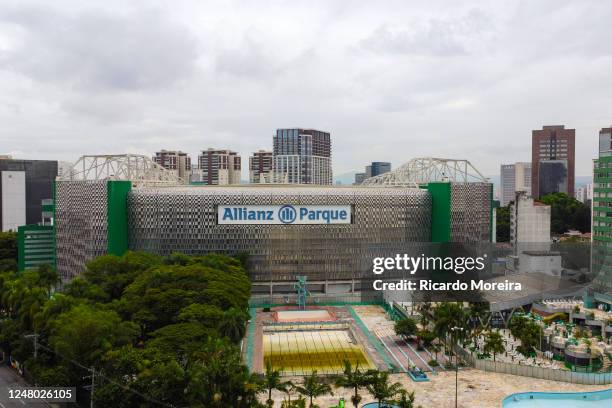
[17,227,25,272]
[17,224,55,272]
[427,182,451,242]
[107,180,132,256]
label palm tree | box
[218,307,248,343]
[365,371,403,408]
[240,372,265,408]
[296,371,333,408]
[483,331,505,362]
[281,380,297,406]
[394,390,416,408]
[433,302,467,354]
[264,360,291,407]
[334,360,370,408]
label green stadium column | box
[107,180,132,256]
[427,182,451,242]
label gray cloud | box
[0,0,610,182]
[360,8,490,57]
[0,6,199,91]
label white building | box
[500,162,531,206]
[510,191,551,245]
[152,150,191,183]
[575,183,593,203]
[193,148,241,185]
[0,171,25,231]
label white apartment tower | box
[500,162,532,206]
[272,128,332,185]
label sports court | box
[263,328,375,375]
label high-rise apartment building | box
[575,183,593,203]
[0,158,58,231]
[152,150,192,182]
[500,162,531,206]
[591,126,612,297]
[193,148,241,185]
[531,125,575,198]
[273,128,332,184]
[249,150,274,183]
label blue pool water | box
[502,388,611,407]
[361,404,399,408]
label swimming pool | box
[502,388,611,407]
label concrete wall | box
[1,171,26,232]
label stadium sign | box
[217,205,352,225]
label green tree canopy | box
[539,192,591,234]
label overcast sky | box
[1,0,611,179]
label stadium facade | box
[54,180,493,287]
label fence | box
[456,345,612,385]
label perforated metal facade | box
[450,183,492,243]
[55,180,108,280]
[54,182,493,282]
[128,186,431,282]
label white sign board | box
[217,205,352,225]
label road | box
[0,365,52,408]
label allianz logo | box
[221,205,349,224]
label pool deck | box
[264,370,610,408]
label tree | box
[264,360,290,407]
[296,371,333,408]
[433,303,467,353]
[0,232,17,272]
[483,331,505,362]
[365,371,403,408]
[495,206,510,242]
[186,337,252,407]
[394,318,417,340]
[539,193,591,234]
[509,316,542,356]
[394,390,416,408]
[49,304,139,367]
[218,307,249,343]
[334,360,370,408]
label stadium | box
[51,155,493,305]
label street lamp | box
[450,326,464,408]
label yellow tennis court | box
[263,329,374,375]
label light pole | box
[450,326,464,408]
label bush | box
[428,359,439,367]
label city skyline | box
[1,1,611,178]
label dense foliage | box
[539,192,591,234]
[0,251,257,407]
[495,205,510,242]
[0,232,17,272]
[509,316,543,356]
[496,192,591,241]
